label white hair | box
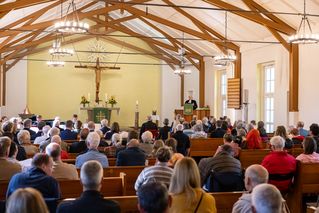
[176,124,184,131]
[141,131,153,143]
[252,183,282,213]
[45,142,61,159]
[52,117,60,128]
[51,135,62,145]
[245,164,269,188]
[86,132,100,149]
[42,125,51,135]
[100,119,108,127]
[111,133,122,144]
[80,160,103,190]
[270,136,285,149]
[17,130,30,145]
[49,127,60,136]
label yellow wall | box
[27,34,161,127]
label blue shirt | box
[7,167,60,199]
[75,149,109,168]
[60,129,78,140]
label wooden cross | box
[75,57,120,103]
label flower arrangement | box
[80,96,90,107]
[108,96,117,107]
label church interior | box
[0,0,319,213]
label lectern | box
[174,108,210,122]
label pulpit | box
[80,107,120,123]
[174,108,210,122]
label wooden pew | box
[106,191,243,213]
[0,174,126,200]
[288,162,319,213]
[63,158,156,167]
[189,138,224,157]
[77,166,146,195]
[238,149,270,169]
[60,174,126,199]
[212,191,244,213]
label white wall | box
[299,44,319,127]
[4,58,28,117]
[241,44,289,127]
[160,63,180,125]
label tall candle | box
[136,100,139,105]
[88,93,91,101]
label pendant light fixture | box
[49,35,74,56]
[288,0,319,44]
[174,33,192,75]
[215,11,236,65]
[54,0,89,34]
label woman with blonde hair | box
[169,157,217,213]
[6,187,49,213]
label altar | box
[80,107,120,123]
[174,108,210,122]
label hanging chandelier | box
[47,55,65,67]
[215,11,236,65]
[174,36,192,75]
[49,37,74,56]
[54,0,89,34]
[288,0,319,44]
[174,60,192,75]
[214,59,228,67]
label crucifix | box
[75,57,120,103]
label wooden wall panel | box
[227,78,241,109]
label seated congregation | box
[0,114,319,213]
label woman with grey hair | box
[190,124,207,139]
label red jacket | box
[261,151,296,192]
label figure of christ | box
[75,57,120,103]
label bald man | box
[252,184,283,213]
[232,164,288,213]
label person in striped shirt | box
[134,146,173,191]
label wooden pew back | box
[239,149,270,169]
[0,174,126,200]
[289,162,319,213]
[189,138,224,157]
[77,166,146,195]
[106,191,243,213]
[60,173,126,199]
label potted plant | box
[80,96,90,107]
[108,96,117,108]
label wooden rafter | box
[242,0,290,51]
[204,0,295,35]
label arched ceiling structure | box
[0,0,317,71]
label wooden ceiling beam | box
[121,5,214,41]
[89,16,178,52]
[100,36,178,65]
[162,0,238,52]
[204,0,295,35]
[242,0,290,51]
[0,0,53,12]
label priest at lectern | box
[185,96,198,110]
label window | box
[220,71,227,116]
[262,64,275,133]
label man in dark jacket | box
[116,139,146,166]
[172,124,190,156]
[57,160,120,213]
[7,153,60,199]
[69,128,89,153]
[210,120,226,138]
[139,116,158,139]
[60,120,78,140]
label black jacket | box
[210,128,226,138]
[57,190,120,213]
[172,131,190,156]
[116,147,146,166]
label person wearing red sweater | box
[261,136,296,193]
